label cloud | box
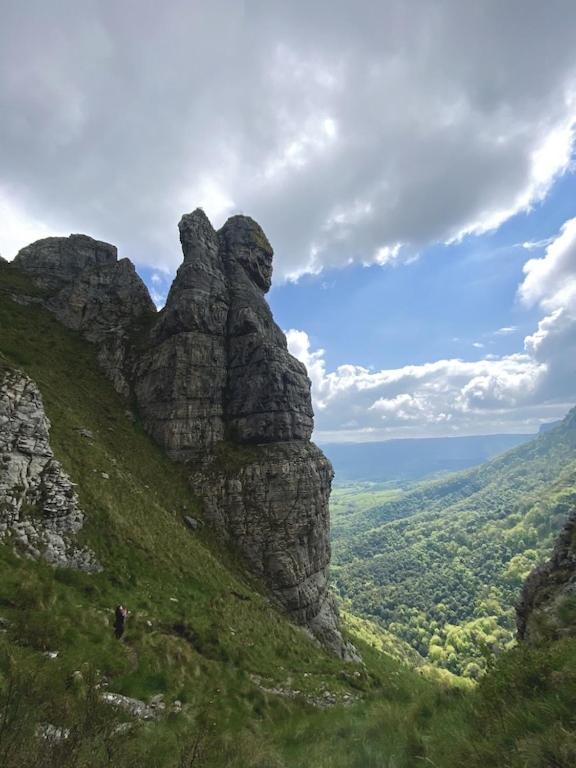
[1,1,576,278]
[286,328,555,440]
[518,220,576,400]
[286,210,576,440]
[520,217,576,310]
[494,326,518,336]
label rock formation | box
[14,235,156,396]
[133,210,313,459]
[11,211,350,657]
[0,364,100,571]
[517,508,576,643]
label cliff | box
[517,507,576,643]
[10,211,349,658]
[0,363,99,571]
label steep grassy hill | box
[0,261,382,765]
[332,419,576,677]
[1,259,575,767]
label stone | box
[101,692,159,721]
[219,215,313,444]
[14,234,117,292]
[133,209,313,459]
[14,234,156,397]
[9,210,351,658]
[134,210,228,459]
[517,508,576,643]
[0,364,100,572]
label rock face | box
[517,509,576,643]
[0,365,99,571]
[10,211,348,656]
[133,210,313,459]
[220,215,313,445]
[192,442,344,652]
[136,210,345,655]
[134,211,228,457]
[14,235,156,396]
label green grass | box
[331,436,576,675]
[330,482,402,539]
[1,259,575,766]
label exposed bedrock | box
[14,234,156,397]
[133,210,228,458]
[10,211,350,657]
[517,508,576,644]
[191,442,347,656]
[134,210,313,459]
[0,365,100,571]
[219,215,313,445]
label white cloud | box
[2,1,576,277]
[520,217,576,310]
[0,189,62,259]
[285,212,576,441]
[286,328,554,440]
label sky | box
[2,1,576,441]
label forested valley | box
[331,412,576,677]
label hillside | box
[323,433,534,484]
[1,259,576,765]
[332,420,576,677]
[0,259,375,764]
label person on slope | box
[114,604,128,639]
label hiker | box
[114,604,128,639]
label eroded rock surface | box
[134,210,313,458]
[9,212,349,656]
[14,235,156,396]
[192,442,346,654]
[0,365,100,571]
[134,210,228,458]
[517,508,576,643]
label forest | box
[331,415,576,677]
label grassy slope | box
[1,260,575,766]
[0,262,379,764]
[332,420,576,676]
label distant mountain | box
[539,419,563,434]
[322,433,535,484]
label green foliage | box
[331,420,576,675]
[1,262,575,765]
[0,265,368,763]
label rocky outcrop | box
[133,210,313,459]
[220,215,313,445]
[0,365,99,571]
[9,211,349,657]
[191,442,344,652]
[14,235,156,397]
[134,210,346,655]
[133,211,228,457]
[517,509,576,643]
